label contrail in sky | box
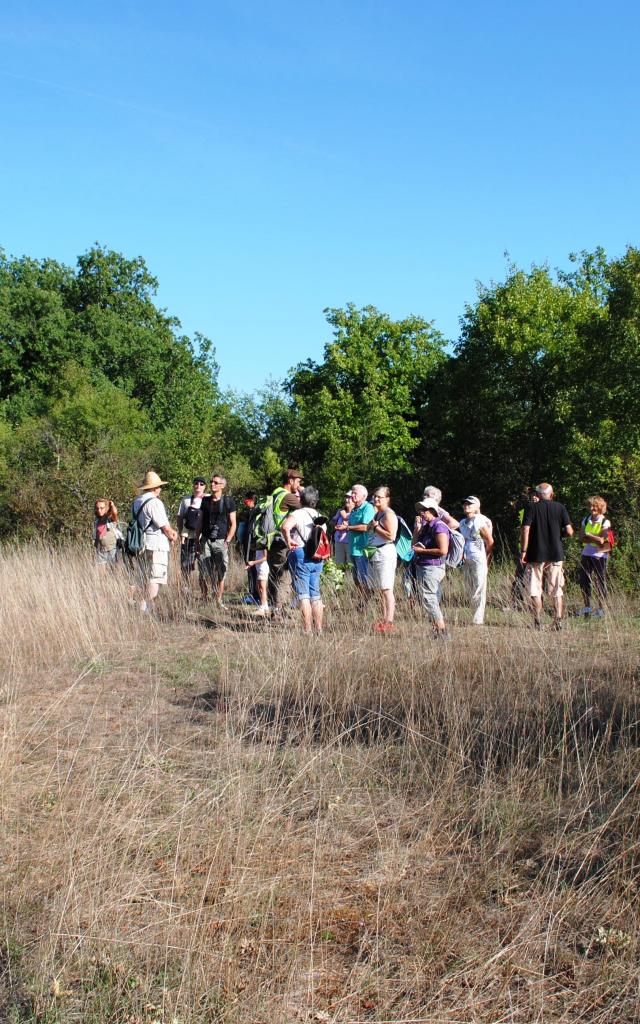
[0,69,211,129]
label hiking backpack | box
[251,487,288,550]
[394,515,415,562]
[445,527,466,568]
[124,496,154,558]
[303,515,331,561]
[185,502,204,533]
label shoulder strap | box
[134,495,154,527]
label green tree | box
[427,257,608,525]
[0,365,155,537]
[267,305,446,509]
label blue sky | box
[2,2,638,393]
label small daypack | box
[445,527,466,568]
[303,514,331,561]
[394,515,414,562]
[185,502,204,532]
[124,496,154,558]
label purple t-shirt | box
[414,518,449,566]
[331,510,349,544]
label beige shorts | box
[526,561,565,600]
[141,549,169,585]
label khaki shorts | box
[526,561,565,600]
[199,539,229,582]
[141,549,169,585]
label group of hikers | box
[93,469,613,637]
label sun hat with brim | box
[415,498,439,513]
[138,470,168,492]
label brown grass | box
[1,545,639,1023]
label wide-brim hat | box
[138,470,168,492]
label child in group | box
[246,548,270,616]
[93,499,122,568]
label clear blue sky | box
[2,2,638,393]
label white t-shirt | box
[132,494,170,551]
[459,513,492,563]
[286,508,319,546]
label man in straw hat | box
[132,470,178,612]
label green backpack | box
[124,496,153,557]
[251,488,288,550]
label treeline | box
[2,243,640,551]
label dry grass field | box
[1,545,639,1023]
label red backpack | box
[304,515,331,561]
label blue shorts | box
[288,546,323,601]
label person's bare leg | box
[141,580,159,611]
[300,598,312,633]
[381,588,395,624]
[312,600,323,632]
[532,595,543,627]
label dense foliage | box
[2,243,639,549]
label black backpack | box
[124,496,154,557]
[185,502,204,532]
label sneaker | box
[592,608,605,619]
[373,621,393,633]
[252,605,270,617]
[552,618,563,632]
[577,607,592,617]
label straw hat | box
[138,470,168,492]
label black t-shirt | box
[202,495,236,541]
[523,500,571,562]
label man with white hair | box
[346,483,374,599]
[520,482,573,630]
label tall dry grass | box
[1,545,639,1023]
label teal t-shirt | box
[348,501,375,556]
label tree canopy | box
[2,242,640,543]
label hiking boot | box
[552,618,563,632]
